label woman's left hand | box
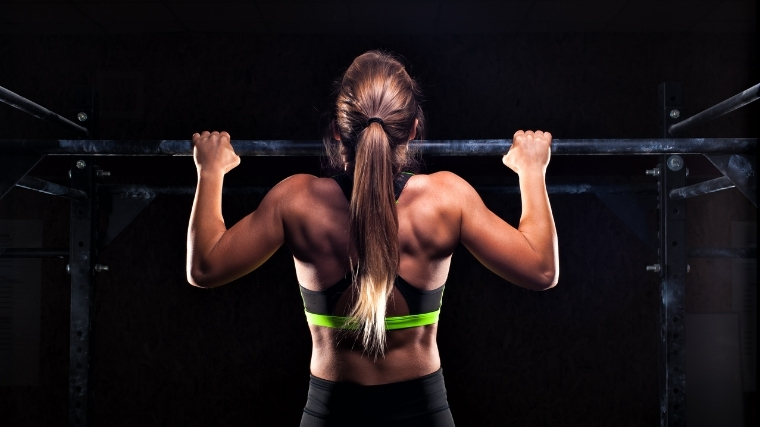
[192,131,241,174]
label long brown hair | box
[323,51,425,357]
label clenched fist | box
[502,130,552,175]
[192,131,241,174]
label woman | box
[187,51,558,426]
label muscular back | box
[282,172,462,384]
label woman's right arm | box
[458,130,558,290]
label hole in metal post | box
[77,331,82,337]
[673,388,679,394]
[78,241,84,247]
[76,347,82,353]
[673,208,679,214]
[78,209,83,215]
[673,317,679,322]
[672,241,678,247]
[76,386,81,392]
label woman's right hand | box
[192,131,241,175]
[502,130,552,175]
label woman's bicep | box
[189,184,287,288]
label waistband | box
[304,368,450,422]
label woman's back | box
[282,172,463,384]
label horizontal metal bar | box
[669,83,760,135]
[668,176,735,200]
[15,176,88,201]
[0,86,88,137]
[1,138,756,156]
[688,247,757,258]
[101,182,657,198]
[0,248,68,258]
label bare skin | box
[187,129,558,385]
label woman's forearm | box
[186,169,227,286]
[517,168,559,287]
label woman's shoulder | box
[407,171,476,195]
[267,174,347,207]
[269,174,333,192]
[402,171,479,211]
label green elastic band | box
[304,309,440,330]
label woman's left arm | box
[186,131,286,288]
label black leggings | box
[300,368,455,427]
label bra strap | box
[331,172,414,202]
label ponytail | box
[325,50,425,358]
[348,121,398,356]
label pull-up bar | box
[2,138,756,156]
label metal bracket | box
[99,190,156,248]
[596,193,658,251]
[703,154,757,207]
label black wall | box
[0,30,756,426]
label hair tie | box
[365,117,384,128]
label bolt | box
[645,167,660,177]
[687,264,690,274]
[76,160,86,169]
[66,264,71,274]
[646,264,661,273]
[77,112,88,122]
[685,167,689,177]
[94,264,109,273]
[669,109,680,119]
[96,170,111,177]
[68,169,72,179]
[667,155,684,172]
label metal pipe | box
[0,86,88,137]
[669,83,760,135]
[15,176,88,201]
[2,138,756,156]
[688,247,756,258]
[668,176,735,200]
[0,248,68,258]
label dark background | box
[0,1,756,426]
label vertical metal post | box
[657,83,687,426]
[69,159,95,426]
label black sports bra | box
[299,275,444,316]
